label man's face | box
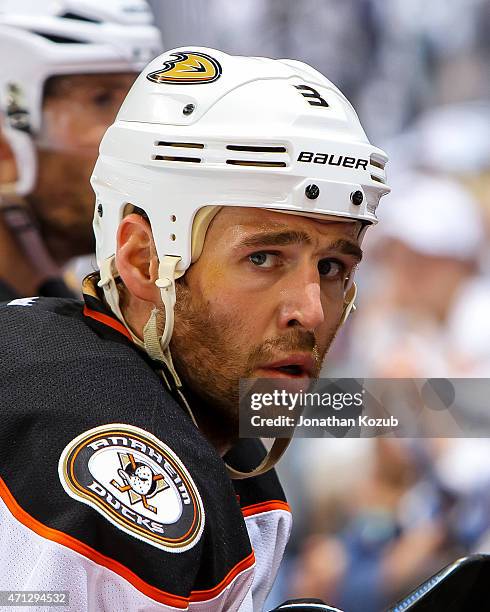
[170,207,363,425]
[28,72,136,261]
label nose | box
[277,273,325,332]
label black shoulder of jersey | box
[226,439,288,510]
[0,297,253,599]
[0,279,19,302]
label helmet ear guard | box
[0,123,36,197]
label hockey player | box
[0,0,161,300]
[0,48,389,610]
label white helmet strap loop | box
[155,256,180,352]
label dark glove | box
[269,598,344,611]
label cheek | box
[41,105,107,152]
[41,107,72,148]
[207,288,254,329]
[39,151,94,189]
[77,122,108,150]
[317,289,346,336]
[204,277,273,342]
[321,283,346,314]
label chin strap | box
[340,282,357,325]
[226,438,292,480]
[224,282,358,480]
[98,254,183,388]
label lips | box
[256,354,315,378]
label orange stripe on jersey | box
[190,550,255,601]
[241,500,291,518]
[0,477,255,608]
[83,305,133,341]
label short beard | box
[169,280,334,444]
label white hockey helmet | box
[0,0,162,195]
[92,47,390,357]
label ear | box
[115,213,160,304]
[0,127,18,186]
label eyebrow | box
[328,239,363,262]
[238,230,311,248]
[236,231,363,262]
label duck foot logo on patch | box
[110,452,169,514]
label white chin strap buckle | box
[155,277,172,290]
[155,256,181,351]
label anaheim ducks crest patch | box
[59,424,205,552]
[146,51,222,85]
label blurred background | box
[1,0,490,609]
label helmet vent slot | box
[153,155,201,163]
[370,156,385,170]
[226,145,287,153]
[225,143,288,167]
[156,141,204,149]
[32,32,87,44]
[226,160,287,168]
[370,155,387,184]
[60,12,102,24]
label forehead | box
[209,206,362,243]
[43,72,137,100]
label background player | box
[0,0,161,300]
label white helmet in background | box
[0,0,162,195]
[93,46,390,357]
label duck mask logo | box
[146,51,222,85]
[58,423,205,552]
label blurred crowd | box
[1,1,489,610]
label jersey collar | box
[82,272,133,342]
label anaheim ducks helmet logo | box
[146,51,222,85]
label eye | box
[249,252,278,268]
[92,90,115,108]
[318,258,344,279]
